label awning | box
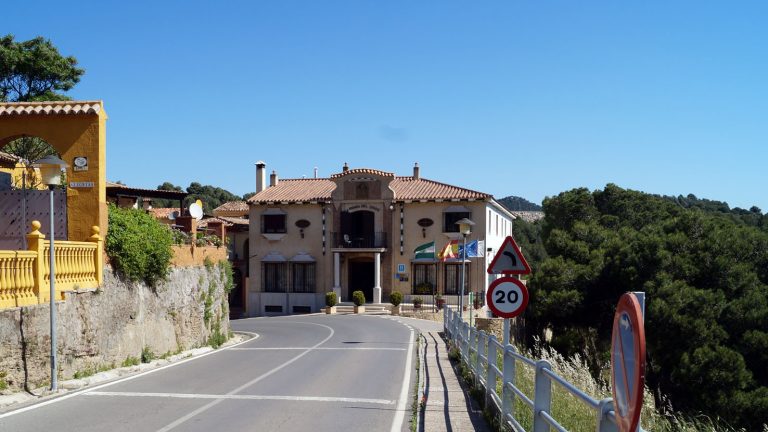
[261,252,287,262]
[290,252,316,262]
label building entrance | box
[347,259,374,303]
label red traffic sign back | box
[486,277,529,318]
[611,293,646,432]
[487,236,531,275]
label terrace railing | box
[0,221,102,309]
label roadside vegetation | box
[512,184,768,430]
[105,205,173,286]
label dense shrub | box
[325,292,337,307]
[352,290,365,306]
[106,205,173,286]
[389,291,403,306]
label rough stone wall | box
[0,265,230,392]
[475,317,504,341]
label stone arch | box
[0,101,108,240]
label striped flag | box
[438,240,458,261]
[414,241,435,259]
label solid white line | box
[86,391,394,405]
[390,328,415,432]
[230,347,405,351]
[156,322,335,432]
[0,331,260,420]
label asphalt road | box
[0,314,422,432]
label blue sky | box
[4,1,767,210]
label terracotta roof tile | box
[247,175,490,203]
[247,178,336,204]
[0,100,103,116]
[391,177,490,200]
[213,201,248,213]
[330,168,394,179]
[149,208,180,219]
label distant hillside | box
[497,195,542,212]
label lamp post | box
[33,155,68,392]
[455,218,475,320]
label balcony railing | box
[331,232,388,249]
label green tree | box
[525,184,768,430]
[0,34,84,102]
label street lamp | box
[455,217,475,319]
[33,154,68,392]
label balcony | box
[332,232,388,249]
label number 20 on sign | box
[486,277,529,319]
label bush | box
[325,291,337,307]
[106,205,173,286]
[352,290,365,306]
[390,291,403,306]
[141,346,155,363]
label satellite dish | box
[189,203,203,220]
[169,211,179,221]
[195,199,203,208]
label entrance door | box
[0,189,67,250]
[341,210,375,247]
[348,259,374,303]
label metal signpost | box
[611,292,647,432]
[486,236,531,345]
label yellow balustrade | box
[0,221,103,310]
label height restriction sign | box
[486,277,529,319]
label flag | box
[414,241,435,259]
[463,240,479,258]
[438,240,458,261]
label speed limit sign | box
[486,277,529,318]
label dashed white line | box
[230,347,405,351]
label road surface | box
[0,314,422,432]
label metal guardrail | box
[443,307,625,432]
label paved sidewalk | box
[421,331,491,432]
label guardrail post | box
[597,398,619,432]
[502,345,517,424]
[486,335,497,409]
[475,331,484,388]
[533,360,553,432]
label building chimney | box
[413,162,420,179]
[270,170,279,187]
[314,167,318,179]
[342,162,349,172]
[255,161,266,192]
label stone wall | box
[0,264,230,392]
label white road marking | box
[87,391,394,405]
[156,321,336,432]
[0,331,260,420]
[390,328,415,432]
[230,347,405,351]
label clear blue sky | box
[4,1,767,210]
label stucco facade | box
[246,163,515,316]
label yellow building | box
[246,162,516,316]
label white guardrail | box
[443,307,627,432]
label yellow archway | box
[0,101,108,240]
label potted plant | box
[352,290,366,313]
[413,296,423,309]
[435,293,445,310]
[325,292,337,314]
[389,291,403,316]
[473,292,481,310]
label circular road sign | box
[486,277,529,319]
[611,293,646,432]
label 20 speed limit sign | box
[486,277,529,318]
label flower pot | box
[354,305,365,314]
[436,299,445,310]
[325,306,336,314]
[390,305,401,316]
[414,303,422,310]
